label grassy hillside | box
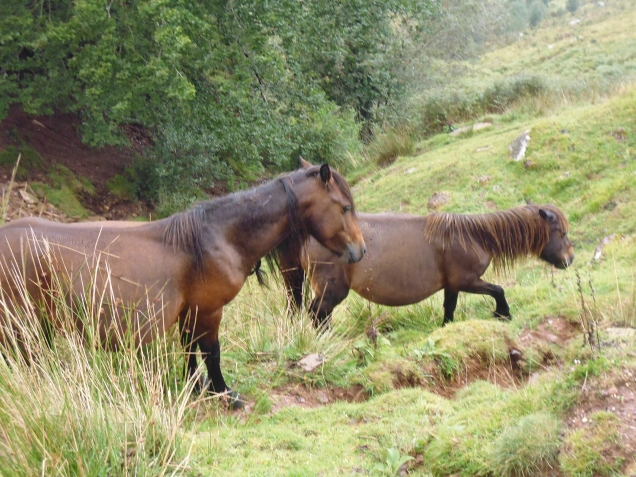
[185,83,635,477]
[1,2,636,476]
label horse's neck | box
[213,179,293,273]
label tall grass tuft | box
[367,128,416,167]
[0,237,199,476]
[489,412,562,476]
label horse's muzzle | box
[557,253,575,269]
[346,243,366,264]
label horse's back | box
[0,217,187,344]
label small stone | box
[297,353,324,372]
[18,189,38,204]
[316,392,329,404]
[427,191,450,210]
[509,129,531,162]
[477,175,490,185]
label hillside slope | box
[188,85,636,477]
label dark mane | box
[163,204,207,271]
[423,204,569,272]
[267,166,356,288]
[164,168,324,276]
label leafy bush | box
[566,0,580,14]
[368,128,416,167]
[509,1,530,31]
[0,0,438,182]
[528,1,547,28]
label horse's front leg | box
[442,289,459,325]
[197,309,244,410]
[462,279,511,320]
[178,312,211,393]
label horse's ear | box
[319,163,332,184]
[539,209,556,222]
[300,157,312,169]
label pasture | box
[1,1,636,476]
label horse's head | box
[294,160,366,263]
[538,206,575,269]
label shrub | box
[368,128,416,167]
[509,1,529,31]
[566,0,580,14]
[528,1,547,28]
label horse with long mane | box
[0,161,366,408]
[281,204,574,327]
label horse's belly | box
[349,260,442,306]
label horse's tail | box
[249,259,268,287]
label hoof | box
[493,311,511,321]
[227,390,245,410]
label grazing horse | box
[0,161,366,408]
[281,204,574,327]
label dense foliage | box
[0,0,437,183]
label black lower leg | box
[179,323,199,376]
[200,340,227,393]
[443,290,459,325]
[200,340,244,409]
[492,286,511,319]
[309,298,332,329]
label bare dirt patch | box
[564,327,636,474]
[519,315,581,348]
[0,106,138,188]
[268,383,368,414]
[0,106,151,219]
[430,316,581,398]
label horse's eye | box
[342,205,351,214]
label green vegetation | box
[0,145,42,180]
[561,411,624,476]
[29,165,95,218]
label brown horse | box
[0,161,366,408]
[281,204,574,327]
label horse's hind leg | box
[443,289,459,325]
[178,314,210,392]
[463,279,511,320]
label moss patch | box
[0,146,44,180]
[31,182,89,219]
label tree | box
[0,0,438,179]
